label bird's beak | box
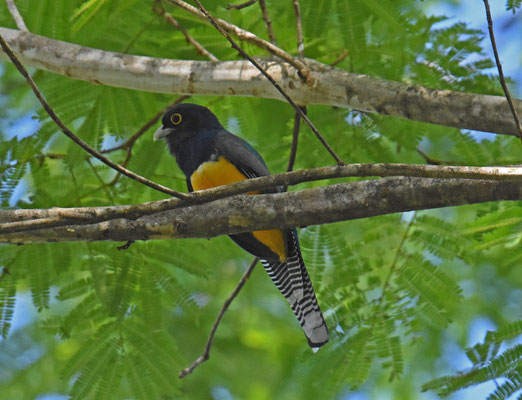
[153,126,173,141]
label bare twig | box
[0,153,66,175]
[117,241,134,250]
[286,0,305,174]
[483,0,522,143]
[330,50,348,67]
[179,257,259,378]
[286,107,305,173]
[416,148,454,165]
[103,96,190,186]
[258,0,277,45]
[191,0,344,164]
[226,0,257,10]
[368,212,417,332]
[102,96,190,153]
[107,148,132,186]
[165,0,309,79]
[155,0,218,62]
[292,0,304,59]
[86,158,116,205]
[5,0,28,31]
[0,32,188,199]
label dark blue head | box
[153,103,223,143]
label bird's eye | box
[170,113,182,125]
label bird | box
[153,103,329,348]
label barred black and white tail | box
[262,230,329,348]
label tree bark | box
[1,27,521,136]
[1,177,521,244]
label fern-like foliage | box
[506,0,522,12]
[0,272,16,338]
[422,320,522,398]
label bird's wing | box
[214,131,282,194]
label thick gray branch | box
[1,163,520,233]
[1,177,521,244]
[1,28,521,136]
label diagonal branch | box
[482,0,522,143]
[292,0,304,59]
[179,257,258,378]
[192,0,344,164]
[0,32,188,199]
[226,0,257,10]
[102,96,190,154]
[258,0,277,45]
[286,107,304,173]
[5,0,28,31]
[166,0,307,78]
[2,28,521,136]
[154,0,219,62]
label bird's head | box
[153,103,223,142]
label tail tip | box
[306,326,329,349]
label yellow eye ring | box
[170,113,182,125]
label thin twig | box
[286,107,305,173]
[117,241,134,250]
[483,0,522,143]
[330,49,348,67]
[155,0,218,62]
[179,257,259,378]
[107,148,132,186]
[86,158,115,205]
[103,96,190,186]
[416,148,452,165]
[226,0,257,10]
[191,0,344,165]
[166,0,309,79]
[368,212,416,332]
[417,148,522,167]
[102,96,190,154]
[292,0,304,59]
[1,153,66,174]
[286,0,305,175]
[258,0,277,45]
[5,0,28,31]
[0,32,188,199]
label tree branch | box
[166,0,303,75]
[101,96,190,153]
[192,0,343,164]
[1,163,521,235]
[0,31,188,199]
[1,177,521,244]
[482,0,522,142]
[154,0,219,62]
[286,107,304,173]
[258,0,277,45]
[292,0,304,59]
[179,257,258,378]
[5,0,28,31]
[1,28,520,136]
[226,0,257,11]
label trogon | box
[154,103,329,348]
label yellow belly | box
[190,156,287,261]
